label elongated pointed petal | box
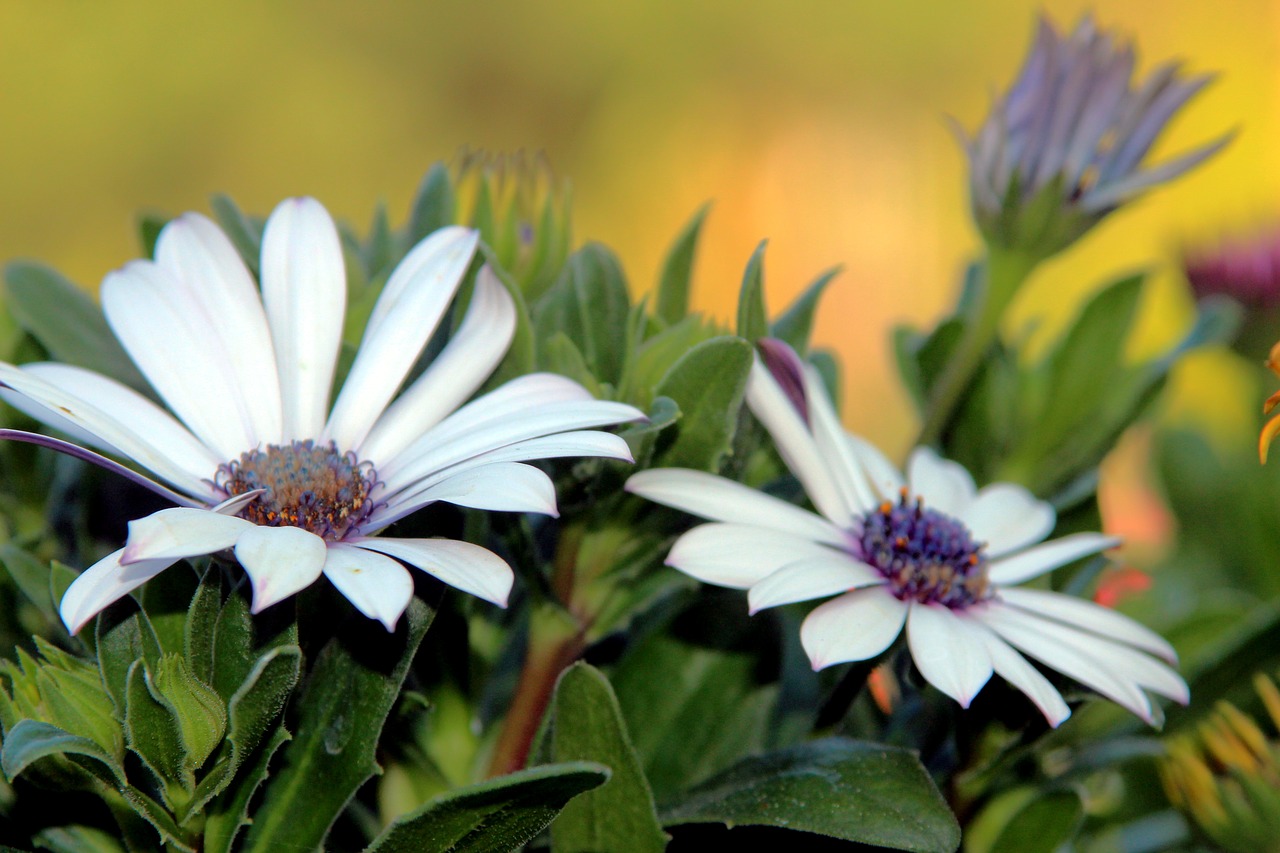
[999,586,1177,662]
[963,483,1055,557]
[156,213,284,444]
[322,543,414,631]
[122,508,254,564]
[748,553,882,613]
[626,469,848,547]
[236,525,328,613]
[906,604,994,707]
[354,537,513,608]
[102,262,256,458]
[60,549,178,635]
[967,618,1071,727]
[359,264,514,465]
[326,228,480,452]
[666,523,851,590]
[747,358,855,527]
[800,588,908,670]
[802,364,876,514]
[846,433,904,500]
[987,532,1120,585]
[400,462,557,517]
[261,198,345,440]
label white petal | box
[846,434,904,500]
[998,587,1177,663]
[0,362,218,500]
[906,604,994,707]
[122,508,255,564]
[748,553,883,613]
[59,548,177,635]
[965,618,1071,727]
[802,366,877,515]
[907,447,975,518]
[400,462,557,517]
[261,198,345,440]
[322,543,414,631]
[380,400,642,498]
[746,358,855,527]
[988,533,1121,585]
[666,523,854,590]
[963,484,1055,557]
[325,228,480,452]
[354,537,513,608]
[101,261,255,458]
[382,373,595,472]
[974,603,1155,722]
[359,263,514,465]
[156,213,283,444]
[626,469,848,547]
[800,587,908,670]
[23,363,221,486]
[235,525,328,613]
[367,431,632,530]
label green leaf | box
[613,634,775,798]
[1,719,125,786]
[1038,274,1143,444]
[620,396,680,470]
[651,336,753,472]
[568,244,632,385]
[660,738,959,852]
[137,212,169,259]
[150,654,226,773]
[240,596,436,852]
[208,194,263,275]
[966,787,1084,853]
[124,660,183,787]
[365,762,609,853]
[619,314,719,406]
[202,726,290,853]
[3,262,146,389]
[484,257,538,388]
[183,569,223,685]
[770,266,840,354]
[543,332,602,396]
[0,544,57,626]
[735,241,768,342]
[549,663,667,853]
[655,204,710,326]
[407,163,457,246]
[96,603,163,716]
[33,824,129,853]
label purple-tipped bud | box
[962,14,1229,260]
[1184,227,1280,308]
[757,338,809,423]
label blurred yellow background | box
[0,0,1274,455]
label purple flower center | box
[856,489,991,608]
[216,440,377,540]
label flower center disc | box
[857,490,991,608]
[216,440,376,540]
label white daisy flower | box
[0,198,642,634]
[626,339,1185,726]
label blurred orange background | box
[0,0,1274,456]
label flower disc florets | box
[857,488,991,608]
[216,440,377,540]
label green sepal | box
[0,544,59,630]
[651,336,753,472]
[32,824,129,853]
[535,244,632,386]
[123,659,184,789]
[617,314,719,408]
[542,332,602,397]
[965,787,1085,853]
[150,654,226,774]
[654,203,710,327]
[3,262,146,390]
[549,663,668,853]
[659,738,960,852]
[364,761,610,853]
[96,602,164,717]
[735,241,768,342]
[770,265,840,354]
[208,194,263,276]
[407,163,457,248]
[137,212,169,259]
[183,568,223,685]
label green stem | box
[916,248,1037,447]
